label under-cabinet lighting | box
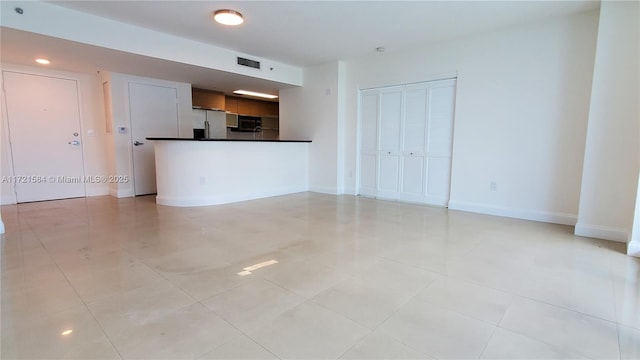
[233,90,278,99]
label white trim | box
[574,222,629,243]
[109,187,134,198]
[448,200,577,225]
[156,188,308,207]
[627,241,640,257]
[309,185,338,195]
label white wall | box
[280,61,344,194]
[1,63,110,204]
[629,172,640,256]
[576,0,640,244]
[343,10,599,225]
[101,72,192,197]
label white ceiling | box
[1,1,600,94]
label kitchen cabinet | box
[192,88,225,109]
[224,96,279,117]
[225,97,238,113]
[359,79,456,206]
[237,97,253,115]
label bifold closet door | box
[400,85,428,201]
[377,87,403,199]
[358,79,456,206]
[359,90,378,197]
[425,82,456,206]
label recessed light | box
[233,90,278,99]
[35,58,50,65]
[61,329,73,336]
[213,9,243,26]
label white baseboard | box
[86,189,110,197]
[109,188,134,198]
[574,222,629,243]
[157,187,308,207]
[343,187,357,195]
[448,200,577,226]
[309,185,338,195]
[627,241,640,257]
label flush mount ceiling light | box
[35,58,50,65]
[213,9,243,26]
[233,90,278,99]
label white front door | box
[129,82,178,195]
[3,71,86,203]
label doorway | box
[128,82,179,195]
[3,71,86,203]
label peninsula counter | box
[147,138,311,207]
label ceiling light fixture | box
[35,58,50,65]
[213,9,244,26]
[61,329,73,336]
[233,90,278,99]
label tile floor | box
[1,193,639,359]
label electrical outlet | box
[199,176,206,185]
[490,181,497,191]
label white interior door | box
[129,83,178,195]
[3,71,85,203]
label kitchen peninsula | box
[147,138,311,207]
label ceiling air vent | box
[237,57,261,69]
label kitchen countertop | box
[146,137,311,143]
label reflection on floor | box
[1,193,639,359]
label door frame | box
[1,69,88,204]
[126,81,179,196]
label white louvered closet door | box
[377,87,403,200]
[399,84,429,201]
[358,79,456,207]
[425,82,456,206]
[359,90,379,197]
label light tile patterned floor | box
[1,193,639,359]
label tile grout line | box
[29,220,126,360]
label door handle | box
[134,141,144,146]
[68,140,80,146]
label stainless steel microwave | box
[233,115,262,132]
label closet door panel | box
[427,85,456,157]
[379,89,402,152]
[378,155,400,196]
[359,90,379,196]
